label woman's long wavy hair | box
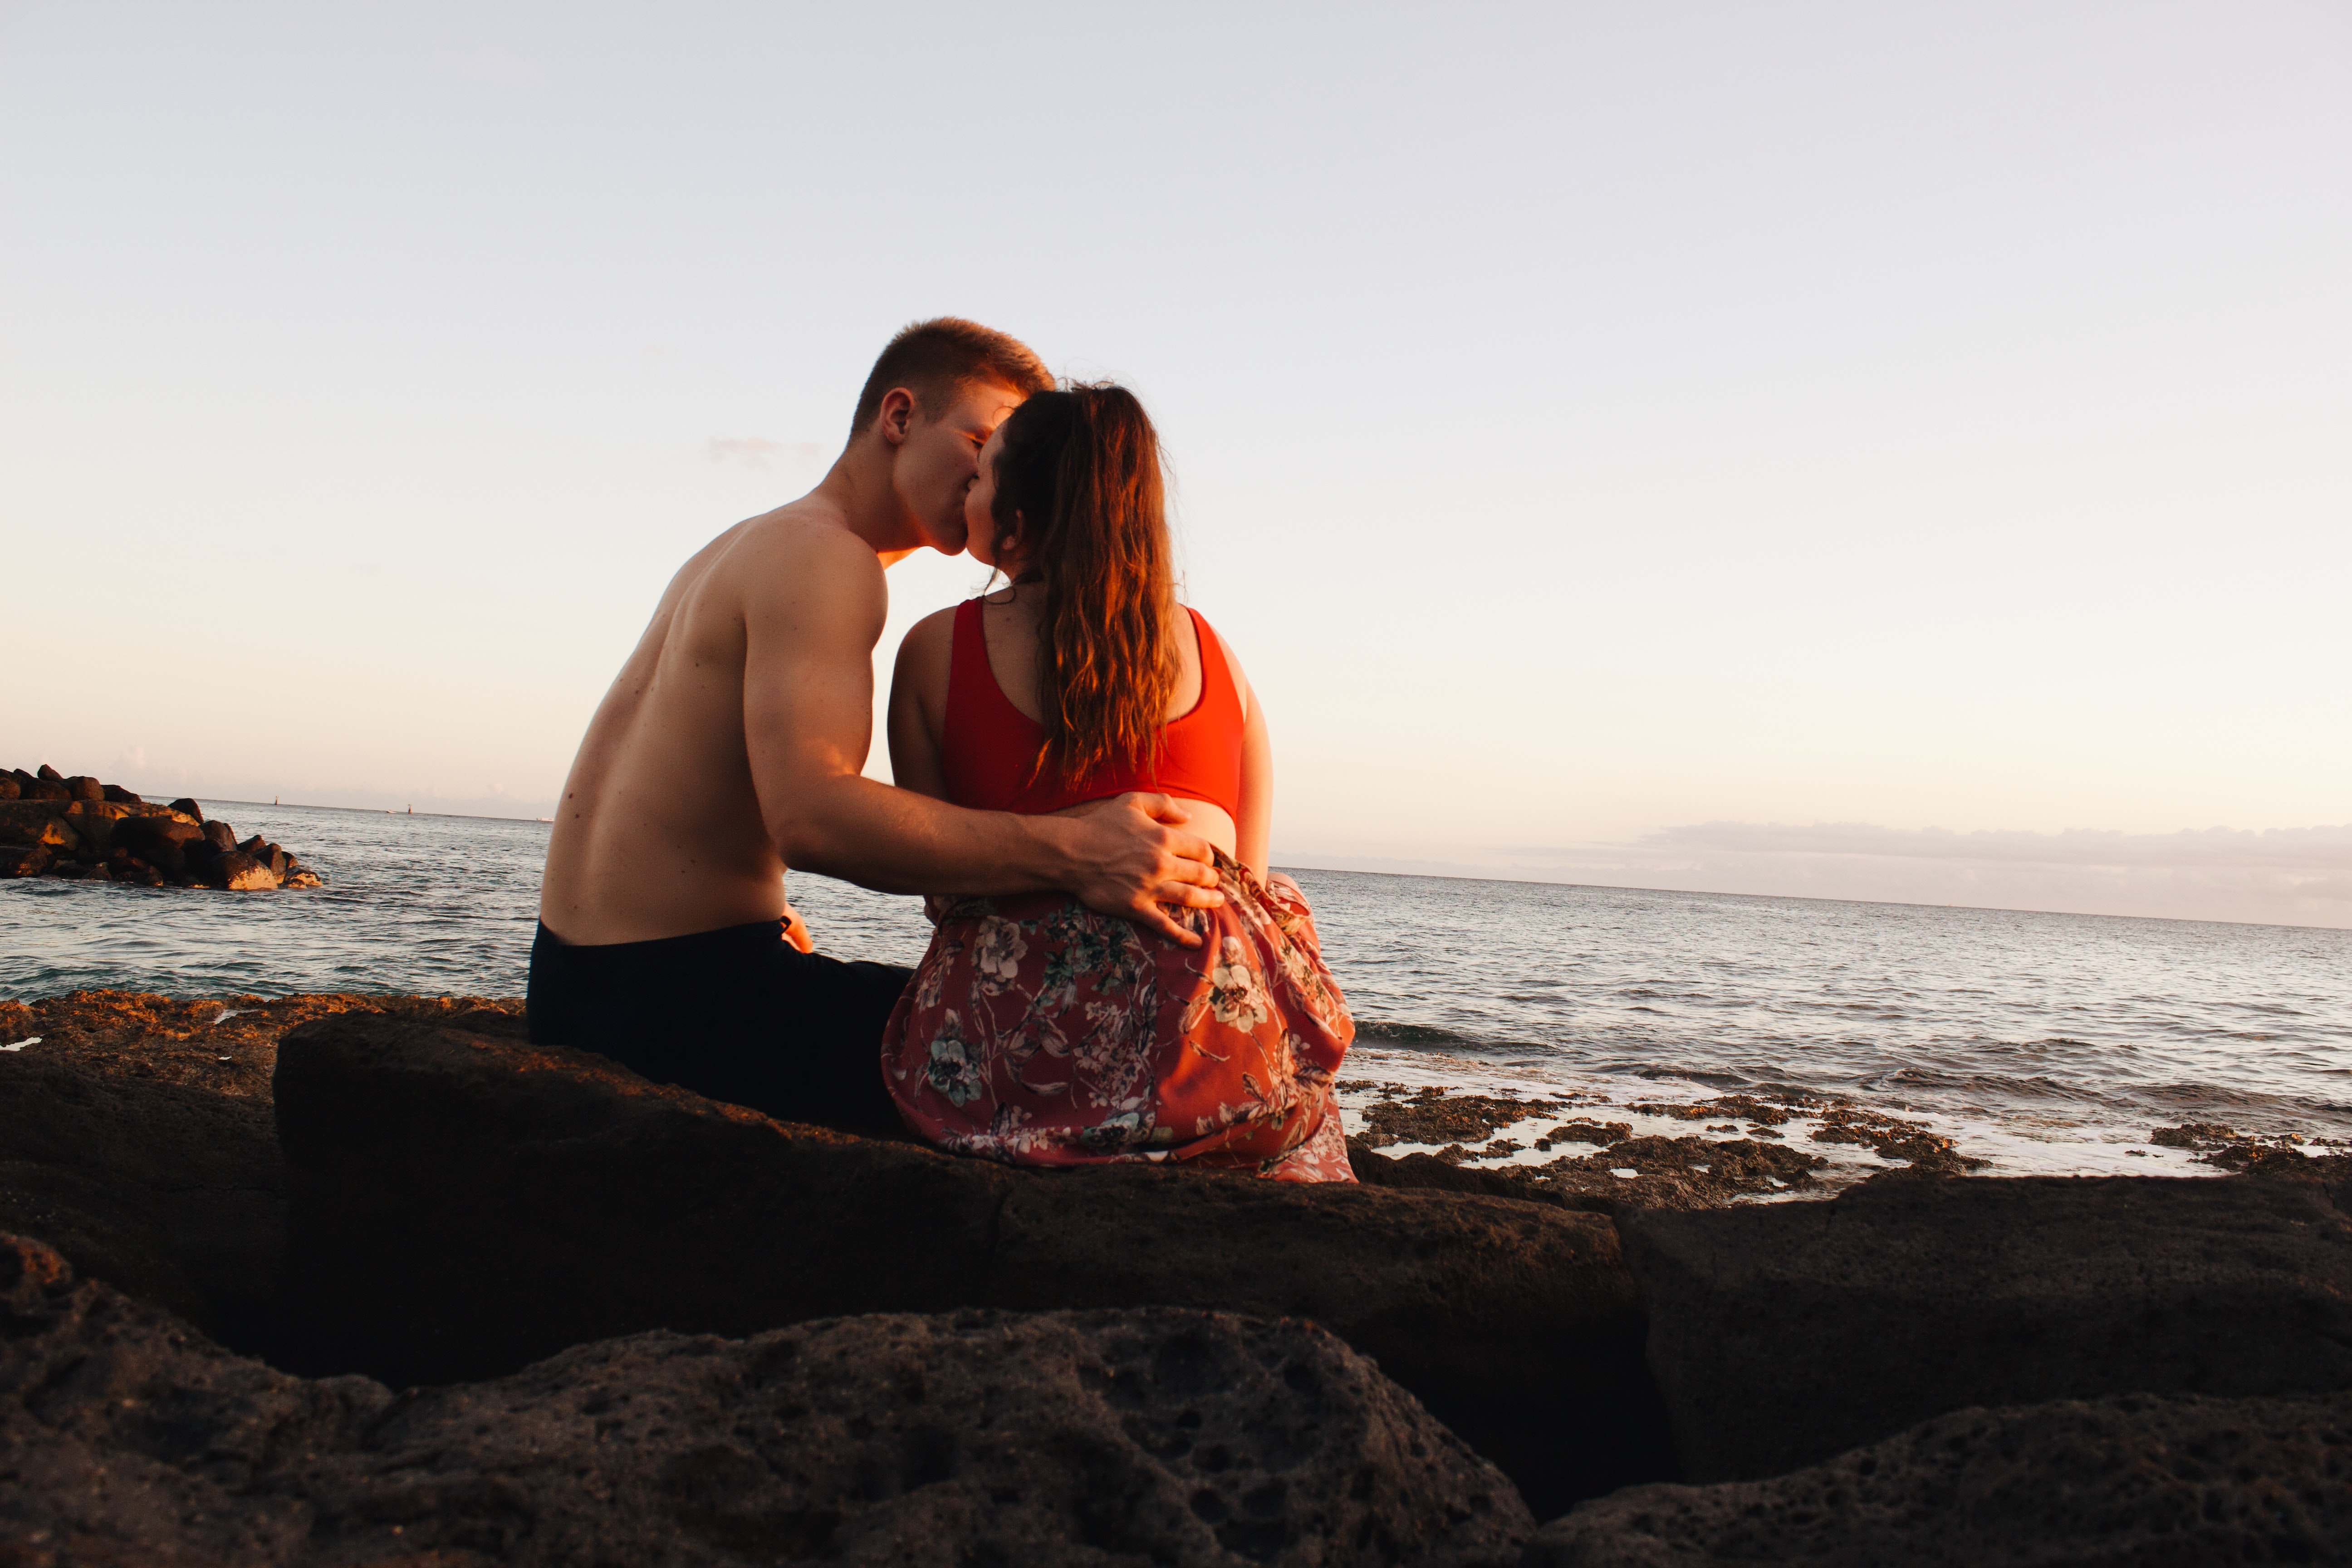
[986,383,1178,788]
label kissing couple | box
[529,318,1354,1182]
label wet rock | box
[112,813,206,876]
[2151,1120,2318,1172]
[0,845,49,879]
[1352,1126,1826,1214]
[201,818,238,852]
[168,796,203,820]
[1523,1389,2352,1567]
[109,852,166,885]
[1622,1174,2352,1481]
[238,836,291,876]
[1355,1088,1564,1150]
[1806,1103,1988,1171]
[1530,1119,1632,1150]
[217,850,280,891]
[0,1238,1533,1568]
[275,1012,1673,1514]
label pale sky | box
[5,2,2347,927]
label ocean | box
[6,799,2347,1183]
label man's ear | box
[877,387,918,447]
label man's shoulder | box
[729,500,883,572]
[702,503,885,609]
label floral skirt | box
[880,856,1356,1182]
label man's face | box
[893,378,1026,555]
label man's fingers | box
[1162,850,1222,888]
[1126,791,1193,828]
[1152,879,1224,910]
[1134,900,1204,946]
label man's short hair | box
[850,317,1054,439]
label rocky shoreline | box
[3,989,2348,1564]
[0,766,318,889]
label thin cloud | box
[707,437,826,470]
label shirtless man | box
[529,319,1223,1135]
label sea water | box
[5,800,2347,1178]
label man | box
[529,318,1223,1135]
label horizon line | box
[122,794,2352,939]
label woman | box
[881,384,1354,1181]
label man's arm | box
[743,526,1222,944]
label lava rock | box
[984,1158,1664,1514]
[1622,1173,2352,1481]
[1524,1388,2352,1567]
[274,1011,1671,1514]
[0,1235,1532,1568]
[0,1049,285,1343]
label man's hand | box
[1056,793,1225,947]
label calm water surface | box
[5,801,2346,1176]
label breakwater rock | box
[1,1234,1532,1568]
[3,989,2350,1564]
[0,765,318,888]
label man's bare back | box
[539,342,1223,953]
[539,505,882,945]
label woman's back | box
[895,587,1249,861]
[879,383,1351,1182]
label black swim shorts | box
[525,918,912,1139]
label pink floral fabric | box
[881,855,1356,1181]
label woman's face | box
[964,424,1019,568]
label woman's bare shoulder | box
[900,603,960,652]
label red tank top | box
[942,598,1246,818]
